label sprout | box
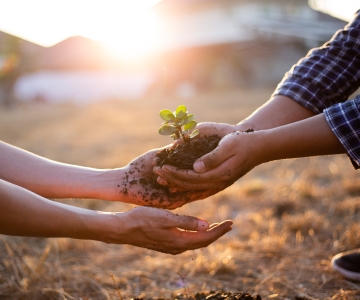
[158,105,199,143]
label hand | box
[195,122,238,138]
[170,122,238,150]
[117,148,224,209]
[109,206,233,254]
[154,131,261,192]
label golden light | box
[0,0,161,60]
[92,10,159,61]
[309,0,358,21]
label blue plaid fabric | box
[324,96,360,168]
[273,10,360,169]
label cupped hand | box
[112,206,233,254]
[117,148,223,209]
[154,131,261,192]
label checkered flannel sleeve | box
[272,10,360,169]
[324,96,360,169]
[273,10,360,114]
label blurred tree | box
[0,34,21,108]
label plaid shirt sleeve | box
[272,10,360,168]
[324,96,360,169]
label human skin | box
[0,141,221,209]
[0,179,232,254]
[153,95,346,191]
[0,141,232,254]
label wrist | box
[234,121,257,132]
[247,130,274,165]
[87,168,127,202]
[89,211,127,244]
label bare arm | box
[0,179,232,254]
[0,140,119,199]
[236,95,316,131]
[0,141,222,209]
[186,95,316,146]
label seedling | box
[158,105,199,143]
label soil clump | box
[133,290,261,300]
[156,135,221,170]
[132,291,261,300]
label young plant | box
[158,105,199,143]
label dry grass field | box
[1,87,360,299]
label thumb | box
[193,137,233,173]
[172,214,209,231]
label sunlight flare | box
[0,0,161,59]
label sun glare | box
[93,10,159,61]
[0,0,161,60]
[309,0,358,21]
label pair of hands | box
[110,121,258,253]
[117,142,227,209]
[109,124,243,254]
[152,122,259,194]
[92,134,234,254]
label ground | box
[1,88,360,299]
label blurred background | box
[2,1,360,299]
[0,0,355,107]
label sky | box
[0,0,358,60]
[0,0,161,58]
[308,0,360,21]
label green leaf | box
[161,124,177,132]
[167,113,176,121]
[171,134,179,140]
[175,105,187,119]
[158,125,177,135]
[160,109,175,121]
[158,129,171,136]
[182,114,194,125]
[183,120,197,131]
[190,129,199,138]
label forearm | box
[255,113,346,164]
[0,179,117,240]
[235,95,316,131]
[0,141,124,200]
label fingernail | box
[194,161,205,173]
[197,219,209,231]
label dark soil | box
[156,135,221,170]
[133,290,261,300]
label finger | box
[208,220,233,232]
[159,169,231,191]
[168,213,209,231]
[169,187,182,193]
[193,135,236,173]
[156,176,169,186]
[209,222,219,229]
[153,157,161,166]
[157,166,233,191]
[161,164,236,184]
[178,220,233,250]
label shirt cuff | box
[324,96,360,169]
[272,76,334,115]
